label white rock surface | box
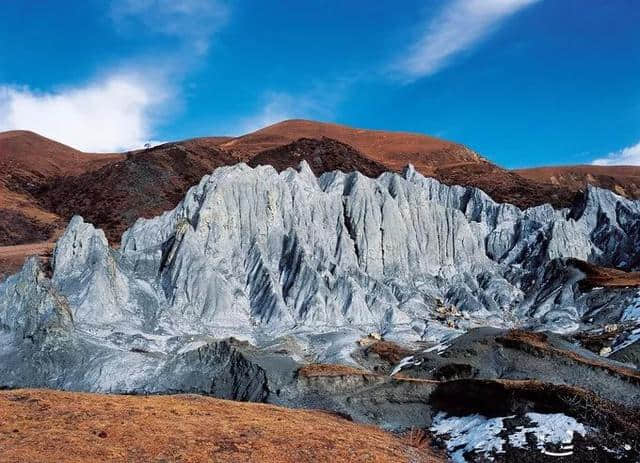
[1,161,639,391]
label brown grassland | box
[0,388,443,463]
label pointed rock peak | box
[52,216,109,279]
[293,160,319,186]
[297,160,315,177]
[56,216,108,249]
[20,256,44,282]
[403,164,417,180]
[579,183,628,214]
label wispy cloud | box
[236,92,301,134]
[592,141,640,166]
[235,92,333,134]
[396,0,540,80]
[0,73,168,152]
[110,0,230,54]
[231,80,352,135]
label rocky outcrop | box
[1,161,640,438]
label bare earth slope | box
[0,242,53,280]
[0,131,123,245]
[38,140,237,244]
[0,389,440,463]
[247,137,389,177]
[515,164,640,200]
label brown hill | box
[225,120,580,208]
[0,130,122,178]
[243,134,578,208]
[220,119,480,172]
[0,242,54,281]
[435,160,579,209]
[248,137,388,177]
[0,388,441,463]
[515,165,640,200]
[38,140,237,244]
[0,131,123,245]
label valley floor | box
[0,389,442,463]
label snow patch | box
[424,343,449,354]
[431,413,507,462]
[509,412,587,455]
[432,412,589,462]
[622,290,640,322]
[611,326,640,356]
[390,355,415,376]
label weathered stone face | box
[1,161,639,396]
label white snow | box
[176,340,210,355]
[611,326,640,356]
[390,355,415,376]
[622,290,640,322]
[432,412,590,462]
[509,412,587,455]
[606,290,640,357]
[424,343,449,354]
[431,413,507,462]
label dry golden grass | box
[402,429,432,451]
[0,389,443,463]
[297,363,377,378]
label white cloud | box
[396,0,540,80]
[0,73,167,152]
[111,0,229,55]
[0,1,232,152]
[592,141,640,166]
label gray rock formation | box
[1,161,639,414]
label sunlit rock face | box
[1,161,639,393]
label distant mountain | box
[218,119,470,169]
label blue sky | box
[0,0,638,167]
